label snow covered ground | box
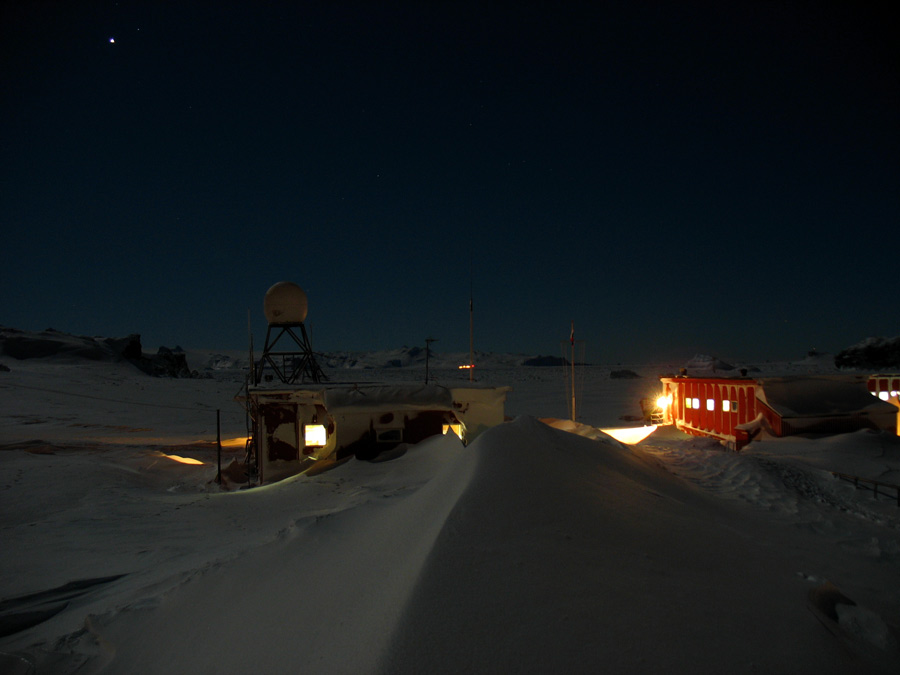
[1,344,899,673]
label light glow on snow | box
[164,454,204,465]
[600,425,658,444]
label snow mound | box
[379,417,895,673]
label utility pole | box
[570,321,576,421]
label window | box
[304,424,327,447]
[692,397,700,409]
[376,428,403,443]
[685,398,693,409]
[722,400,731,412]
[706,399,715,411]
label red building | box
[868,374,900,400]
[658,374,898,450]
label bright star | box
[109,37,115,44]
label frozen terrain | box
[1,339,899,673]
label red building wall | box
[660,377,757,447]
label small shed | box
[658,374,897,450]
[246,383,510,483]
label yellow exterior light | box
[656,395,670,409]
[304,424,327,447]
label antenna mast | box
[468,275,474,382]
[247,309,255,386]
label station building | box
[657,373,899,450]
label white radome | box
[263,281,309,324]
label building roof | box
[248,382,510,413]
[756,375,896,418]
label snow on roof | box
[250,381,510,410]
[250,382,511,413]
[323,383,455,411]
[757,375,896,417]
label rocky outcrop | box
[835,336,900,370]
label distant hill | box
[0,326,191,377]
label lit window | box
[304,424,327,447]
[685,398,692,409]
[722,400,731,412]
[443,423,463,438]
[692,398,700,409]
[706,399,715,411]
[879,392,889,401]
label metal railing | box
[831,471,900,507]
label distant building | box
[246,383,510,484]
[657,374,898,450]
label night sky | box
[2,1,897,363]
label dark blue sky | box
[2,1,897,363]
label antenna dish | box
[263,281,308,325]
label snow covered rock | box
[684,354,735,373]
